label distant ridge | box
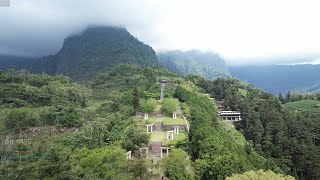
[158,50,230,79]
[29,26,159,79]
[229,64,320,93]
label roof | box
[218,111,241,115]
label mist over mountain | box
[229,64,320,94]
[0,55,36,70]
[29,26,159,79]
[158,50,230,79]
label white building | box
[218,111,242,121]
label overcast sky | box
[1,0,320,65]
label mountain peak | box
[30,26,158,79]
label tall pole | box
[160,83,165,100]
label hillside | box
[0,65,283,179]
[229,64,320,94]
[195,77,320,179]
[29,26,159,79]
[158,50,230,79]
[283,100,320,114]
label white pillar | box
[166,149,169,156]
[160,148,163,158]
[144,113,149,120]
[174,126,179,135]
[151,125,153,133]
[126,151,132,159]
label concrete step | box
[151,141,162,155]
[154,122,163,131]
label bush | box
[121,125,150,152]
[4,108,40,131]
[139,98,157,113]
[161,98,179,116]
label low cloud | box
[1,0,320,65]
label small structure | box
[218,111,242,121]
[215,100,224,111]
[146,124,153,133]
[125,151,132,160]
[172,113,177,119]
[140,147,149,158]
[173,126,179,135]
[160,79,167,83]
[166,130,174,140]
[160,147,169,158]
[144,113,149,120]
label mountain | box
[29,26,159,79]
[158,50,230,79]
[0,54,36,70]
[229,64,320,94]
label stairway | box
[154,122,162,131]
[151,141,162,156]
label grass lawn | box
[162,117,185,125]
[283,100,320,114]
[150,131,186,146]
[238,88,247,97]
[162,133,186,146]
[135,117,186,125]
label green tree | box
[161,149,193,180]
[161,98,179,116]
[132,86,140,111]
[226,169,294,180]
[139,98,157,113]
[121,125,150,152]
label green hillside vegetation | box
[175,83,278,179]
[0,65,194,179]
[196,76,320,180]
[283,99,320,114]
[0,64,289,179]
[29,26,159,79]
[226,169,294,180]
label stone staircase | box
[151,141,162,156]
[154,122,163,131]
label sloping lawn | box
[135,117,186,125]
[283,100,320,114]
[150,131,186,146]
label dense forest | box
[195,77,320,179]
[0,65,298,179]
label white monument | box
[174,126,180,135]
[126,151,132,159]
[172,113,177,119]
[160,147,169,158]
[166,130,174,140]
[144,113,149,120]
[146,124,153,133]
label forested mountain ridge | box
[29,26,159,79]
[229,64,320,94]
[158,50,230,79]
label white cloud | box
[1,0,320,64]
